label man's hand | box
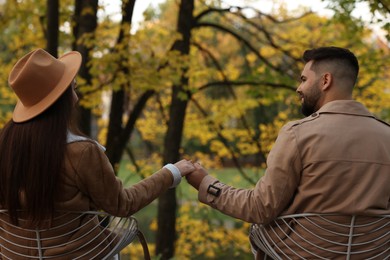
[174,159,196,176]
[185,163,208,190]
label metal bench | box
[0,210,150,259]
[249,213,389,259]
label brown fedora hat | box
[8,48,82,123]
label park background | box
[0,0,389,259]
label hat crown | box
[9,49,65,107]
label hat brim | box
[12,51,82,123]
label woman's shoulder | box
[66,132,106,152]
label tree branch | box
[193,22,286,75]
[198,80,296,91]
[194,6,232,22]
[195,5,312,24]
[120,89,155,146]
[125,146,141,174]
[193,41,267,164]
[227,11,304,63]
[377,0,390,14]
[191,97,257,185]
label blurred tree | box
[325,0,390,40]
[103,0,143,171]
[72,0,98,136]
[156,1,194,258]
[46,0,58,57]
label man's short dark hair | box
[303,47,359,86]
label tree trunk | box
[104,0,155,175]
[155,0,194,258]
[105,0,136,172]
[46,0,58,57]
[72,0,98,136]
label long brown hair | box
[0,87,75,225]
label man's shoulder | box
[284,113,320,129]
[374,117,390,128]
[283,110,390,133]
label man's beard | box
[301,80,322,116]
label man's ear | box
[321,72,332,91]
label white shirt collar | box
[67,131,106,151]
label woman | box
[0,49,194,259]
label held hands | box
[173,159,196,176]
[164,159,196,188]
[166,159,209,190]
[185,162,208,190]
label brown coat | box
[198,100,390,258]
[0,139,173,259]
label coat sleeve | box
[198,123,302,224]
[74,142,173,217]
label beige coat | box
[198,100,390,258]
[0,139,173,259]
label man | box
[186,47,390,258]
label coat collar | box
[67,131,106,151]
[317,100,374,118]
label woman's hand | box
[174,159,196,176]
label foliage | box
[121,204,253,259]
[124,202,253,259]
[118,169,260,260]
[174,202,252,259]
[325,0,390,40]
